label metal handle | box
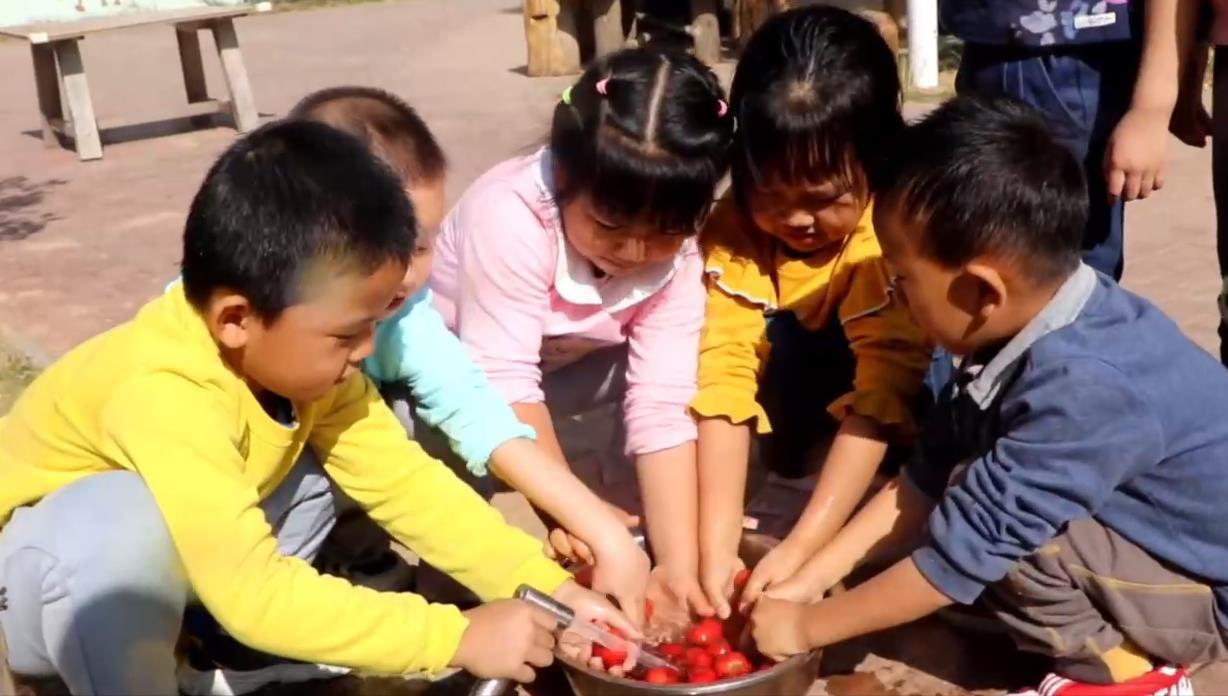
[466,585,573,696]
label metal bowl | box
[559,532,821,696]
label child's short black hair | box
[876,96,1086,283]
[551,47,733,235]
[182,120,414,319]
[730,5,902,198]
[290,86,446,186]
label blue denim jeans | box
[957,42,1139,280]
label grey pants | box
[985,517,1228,683]
[0,458,336,695]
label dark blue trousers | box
[956,42,1139,280]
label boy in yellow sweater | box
[0,120,627,694]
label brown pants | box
[982,518,1228,683]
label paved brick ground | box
[0,0,1218,361]
[1,1,1224,694]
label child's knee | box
[0,473,187,676]
[3,472,184,597]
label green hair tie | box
[561,85,574,105]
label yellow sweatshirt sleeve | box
[310,374,570,601]
[101,373,481,676]
[692,279,773,434]
[831,259,932,435]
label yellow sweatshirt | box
[692,198,931,435]
[0,285,569,676]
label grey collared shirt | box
[960,262,1098,409]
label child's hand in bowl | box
[699,551,746,619]
[553,579,642,661]
[588,533,651,629]
[739,537,810,612]
[761,552,839,605]
[645,564,715,632]
[749,596,813,662]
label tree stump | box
[689,0,721,66]
[590,0,624,61]
[733,0,788,49]
[857,9,900,54]
[524,0,582,76]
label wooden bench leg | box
[690,0,721,66]
[591,0,623,59]
[176,26,209,103]
[52,39,102,161]
[30,43,63,149]
[210,18,258,132]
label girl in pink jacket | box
[432,47,734,624]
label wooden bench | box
[1,3,271,161]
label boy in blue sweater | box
[748,96,1228,696]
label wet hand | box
[762,553,838,605]
[739,538,810,612]
[699,550,746,619]
[646,564,715,628]
[553,579,642,661]
[750,596,813,663]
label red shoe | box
[1011,666,1193,696]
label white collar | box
[535,148,690,314]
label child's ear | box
[204,291,256,350]
[964,261,1008,321]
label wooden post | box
[524,0,581,77]
[591,0,623,60]
[29,43,63,148]
[858,9,901,55]
[175,25,209,103]
[210,18,259,132]
[905,0,939,90]
[689,0,721,66]
[733,0,786,50]
[52,39,102,161]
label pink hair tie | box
[596,78,610,96]
[717,100,729,117]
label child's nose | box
[351,332,377,364]
[785,210,815,228]
[621,238,646,263]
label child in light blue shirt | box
[364,285,533,474]
[290,87,652,627]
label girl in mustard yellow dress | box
[692,6,933,616]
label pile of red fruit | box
[589,569,775,686]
